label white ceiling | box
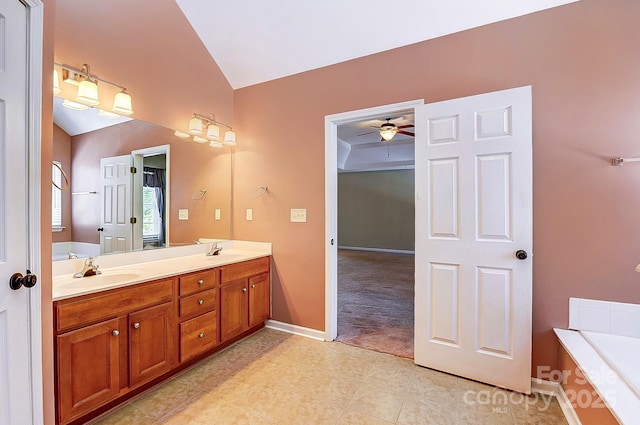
[176,0,578,89]
[53,97,132,136]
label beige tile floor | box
[90,329,569,425]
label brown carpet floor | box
[336,249,414,358]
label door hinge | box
[130,217,137,224]
[130,166,137,174]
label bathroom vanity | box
[52,242,271,425]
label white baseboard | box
[531,378,581,425]
[338,246,415,255]
[265,320,326,341]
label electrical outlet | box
[214,209,221,220]
[178,209,189,220]
[290,208,307,223]
[246,208,253,221]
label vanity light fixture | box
[98,110,121,119]
[61,99,88,111]
[54,62,134,115]
[174,130,190,139]
[178,113,237,149]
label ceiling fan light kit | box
[379,122,398,141]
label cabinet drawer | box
[179,289,217,319]
[220,257,270,284]
[179,311,219,362]
[179,270,217,296]
[56,279,174,333]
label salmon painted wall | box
[53,0,233,133]
[70,120,232,245]
[42,1,55,422]
[233,0,640,375]
[52,124,71,242]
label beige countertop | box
[52,241,271,301]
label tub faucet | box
[73,257,102,278]
[68,252,78,259]
[206,242,223,256]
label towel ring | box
[52,161,69,191]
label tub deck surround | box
[554,328,640,424]
[52,240,272,300]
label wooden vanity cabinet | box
[177,269,220,362]
[220,257,270,342]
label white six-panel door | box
[0,1,36,423]
[414,86,533,393]
[100,155,133,254]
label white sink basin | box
[56,272,142,290]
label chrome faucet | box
[206,242,223,256]
[73,257,102,278]
[68,252,78,259]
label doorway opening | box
[324,100,424,355]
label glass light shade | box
[193,136,209,143]
[223,130,236,146]
[209,141,223,148]
[379,128,397,141]
[98,109,120,119]
[75,79,100,106]
[62,99,88,110]
[189,117,203,135]
[206,124,220,140]
[53,69,62,95]
[112,91,133,115]
[174,130,190,139]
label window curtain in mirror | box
[143,167,165,246]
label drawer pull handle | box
[198,279,204,285]
[242,287,247,293]
[251,284,256,289]
[133,322,140,329]
[198,299,204,305]
[198,332,205,338]
[112,330,120,336]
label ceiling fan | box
[358,118,415,142]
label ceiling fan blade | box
[357,130,378,136]
[397,124,414,129]
[397,130,415,137]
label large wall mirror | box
[51,2,233,261]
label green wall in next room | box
[338,169,415,251]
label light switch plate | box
[290,208,307,223]
[246,208,253,221]
[178,209,189,220]
[214,209,221,220]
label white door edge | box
[24,0,45,423]
[324,99,424,341]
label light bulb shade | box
[189,117,203,135]
[206,124,220,140]
[112,91,133,115]
[223,130,236,146]
[379,124,397,141]
[193,136,209,143]
[62,99,88,110]
[53,69,62,95]
[209,141,223,148]
[174,130,190,139]
[98,109,120,119]
[76,79,100,105]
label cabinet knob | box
[198,279,204,285]
[251,284,256,289]
[198,332,205,338]
[242,287,247,293]
[133,322,140,329]
[112,330,120,336]
[198,299,204,305]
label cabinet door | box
[221,280,248,342]
[57,319,120,424]
[249,273,270,328]
[129,302,175,387]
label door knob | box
[97,227,104,232]
[515,250,528,260]
[9,270,38,290]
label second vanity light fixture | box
[53,63,134,118]
[174,113,236,148]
